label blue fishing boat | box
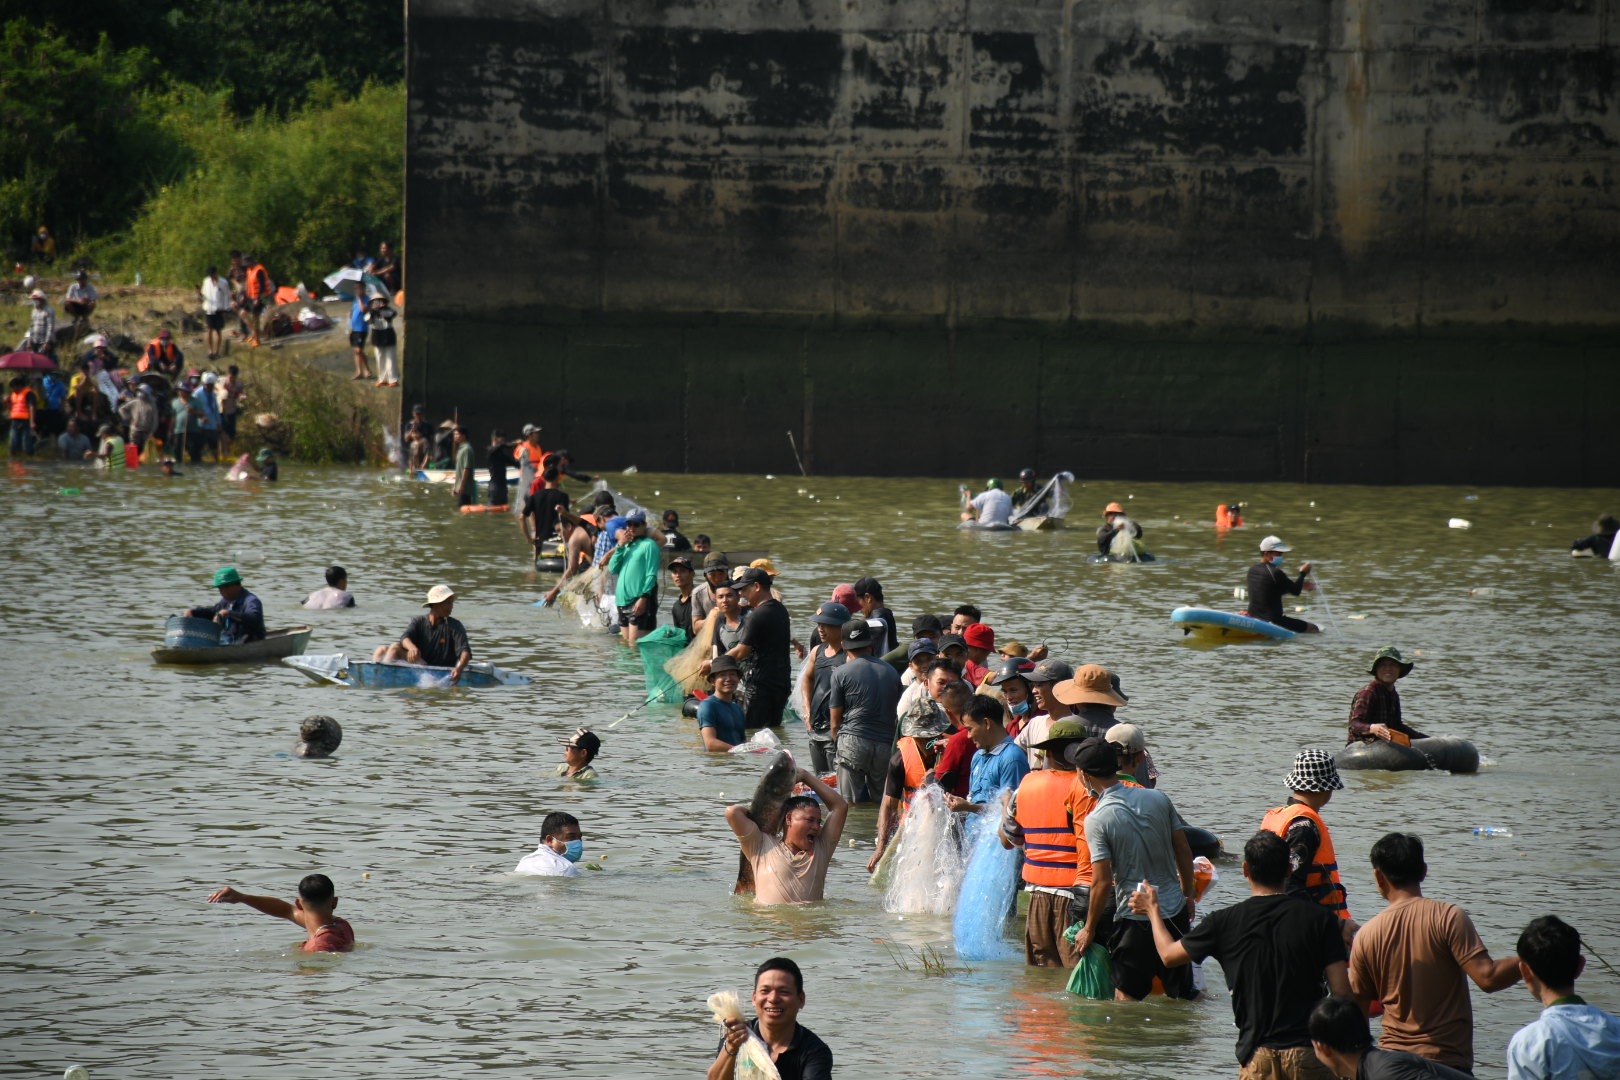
[283,653,531,688]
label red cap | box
[159,328,172,338]
[963,623,994,649]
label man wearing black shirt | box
[661,508,693,551]
[1130,831,1350,1074]
[1246,535,1320,633]
[668,556,696,640]
[720,566,791,728]
[710,957,832,1080]
[522,467,573,553]
[486,430,518,508]
[373,584,471,682]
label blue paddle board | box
[1171,607,1297,642]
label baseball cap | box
[561,727,602,755]
[625,509,647,525]
[1105,723,1147,755]
[1068,736,1119,776]
[852,575,882,597]
[423,584,455,605]
[900,705,953,740]
[938,633,966,653]
[1025,658,1074,684]
[841,618,873,646]
[911,613,943,636]
[159,328,172,339]
[1033,718,1091,750]
[962,623,994,649]
[907,638,941,661]
[668,556,694,571]
[729,566,770,590]
[1053,664,1129,707]
[701,553,730,574]
[811,601,852,626]
[1260,535,1291,552]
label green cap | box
[255,448,273,463]
[213,567,242,587]
[1032,717,1090,749]
[986,477,1001,490]
[1367,646,1413,677]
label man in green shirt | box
[607,509,661,646]
[452,427,476,507]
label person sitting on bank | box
[513,811,584,877]
[1507,915,1620,1080]
[304,565,356,609]
[1096,501,1144,556]
[700,656,748,752]
[961,477,1013,527]
[557,727,601,779]
[1247,535,1320,633]
[63,270,98,321]
[725,767,848,906]
[182,567,265,644]
[865,703,954,873]
[1348,647,1428,746]
[708,957,833,1080]
[1310,995,1476,1080]
[373,584,470,681]
[206,873,354,953]
[1570,514,1618,558]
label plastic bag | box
[1064,938,1113,999]
[727,728,784,756]
[706,992,782,1080]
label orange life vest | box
[145,340,179,369]
[1017,769,1081,889]
[9,388,33,420]
[1261,802,1350,918]
[897,737,929,806]
[244,265,271,299]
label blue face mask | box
[1010,699,1030,716]
[562,839,584,862]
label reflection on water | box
[2,461,1617,1078]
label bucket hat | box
[213,567,242,587]
[423,584,456,606]
[1284,749,1343,793]
[1053,664,1128,707]
[1367,646,1414,678]
[708,655,741,679]
[900,704,953,740]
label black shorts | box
[744,682,789,728]
[349,330,368,348]
[221,412,237,438]
[205,311,225,330]
[1109,905,1197,1000]
[618,589,658,631]
[243,297,265,314]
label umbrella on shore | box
[323,268,389,300]
[0,351,56,371]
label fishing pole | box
[608,695,663,728]
[1583,940,1620,982]
[786,430,807,476]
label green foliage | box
[128,81,404,288]
[235,351,388,464]
[0,20,191,252]
[1,0,403,116]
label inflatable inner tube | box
[957,521,1019,531]
[1087,552,1157,563]
[1334,737,1478,774]
[681,695,700,719]
[533,557,566,573]
[1183,826,1222,860]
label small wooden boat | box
[151,626,313,665]
[1171,607,1297,643]
[1016,516,1064,532]
[283,653,531,688]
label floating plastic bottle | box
[57,487,81,496]
[1472,827,1513,838]
[1448,518,1472,529]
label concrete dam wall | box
[403,0,1619,484]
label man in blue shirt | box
[347,294,375,381]
[947,693,1029,813]
[1507,915,1620,1080]
[182,566,265,644]
[698,656,748,751]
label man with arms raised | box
[725,769,849,905]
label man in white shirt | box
[198,265,234,360]
[961,478,1012,526]
[64,271,98,323]
[513,811,584,877]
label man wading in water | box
[725,768,848,905]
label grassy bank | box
[3,276,397,464]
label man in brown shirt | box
[726,768,849,905]
[1348,832,1521,1070]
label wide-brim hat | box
[900,705,953,740]
[750,558,779,576]
[423,584,456,605]
[1367,646,1414,678]
[1284,749,1343,793]
[1053,664,1128,707]
[708,655,741,679]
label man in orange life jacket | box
[142,328,183,376]
[1261,749,1359,947]
[241,254,271,346]
[1000,717,1097,968]
[864,704,954,874]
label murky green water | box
[3,462,1617,1079]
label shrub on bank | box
[232,348,389,465]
